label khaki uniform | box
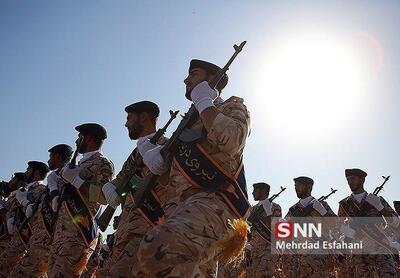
[48,152,114,278]
[136,96,250,277]
[98,145,169,278]
[11,181,49,278]
[81,234,103,278]
[0,182,44,277]
[337,194,399,278]
[282,198,336,278]
[246,202,282,278]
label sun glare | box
[249,32,370,145]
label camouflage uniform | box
[81,234,103,278]
[337,193,399,278]
[282,197,336,278]
[98,144,169,278]
[246,202,282,278]
[136,96,250,277]
[10,181,49,278]
[0,182,44,277]
[48,151,114,278]
[0,194,14,254]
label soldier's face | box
[252,187,261,201]
[48,153,61,170]
[184,68,210,100]
[346,176,364,192]
[295,182,309,199]
[125,112,144,140]
[24,167,34,183]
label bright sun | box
[249,32,370,144]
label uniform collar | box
[26,180,44,190]
[351,191,367,203]
[79,150,102,165]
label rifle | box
[247,186,286,224]
[97,110,179,232]
[133,41,247,208]
[48,136,83,233]
[291,188,338,217]
[17,188,49,233]
[373,175,390,195]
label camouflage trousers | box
[10,230,50,278]
[246,244,279,278]
[135,191,237,278]
[80,253,99,278]
[282,254,331,278]
[337,254,398,278]
[0,234,26,277]
[48,230,97,278]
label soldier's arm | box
[380,197,400,228]
[80,158,114,205]
[323,202,337,217]
[206,97,250,156]
[337,203,348,217]
[110,150,136,192]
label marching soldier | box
[0,161,49,277]
[81,233,103,278]
[282,176,336,278]
[11,144,72,277]
[135,59,251,277]
[0,172,25,254]
[246,182,282,278]
[338,168,399,277]
[98,101,170,277]
[47,123,114,278]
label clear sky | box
[1,1,399,235]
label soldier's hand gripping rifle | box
[97,110,179,232]
[133,41,247,208]
[48,136,83,232]
[291,188,338,217]
[247,186,286,224]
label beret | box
[189,59,228,91]
[75,123,107,140]
[253,182,271,190]
[48,144,73,157]
[294,176,314,186]
[345,168,367,178]
[28,161,49,173]
[124,101,160,118]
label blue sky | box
[1,1,399,234]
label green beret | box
[189,59,228,91]
[28,161,49,173]
[253,182,270,190]
[294,176,314,186]
[48,144,73,157]
[75,123,107,140]
[124,101,160,118]
[345,168,367,178]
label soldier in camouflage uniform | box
[282,176,336,278]
[98,100,170,277]
[246,182,282,278]
[47,123,114,278]
[135,59,251,277]
[338,168,400,278]
[0,161,49,277]
[0,172,25,254]
[11,145,73,278]
[81,233,103,278]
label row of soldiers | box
[0,55,399,278]
[231,171,400,278]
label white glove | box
[51,196,60,211]
[312,200,327,216]
[143,146,169,175]
[7,217,15,235]
[15,189,30,207]
[190,81,218,114]
[25,203,34,218]
[137,137,157,157]
[365,193,384,211]
[61,165,85,189]
[47,171,60,192]
[102,182,121,209]
[340,223,356,239]
[261,199,273,216]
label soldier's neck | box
[140,126,157,137]
[352,188,365,194]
